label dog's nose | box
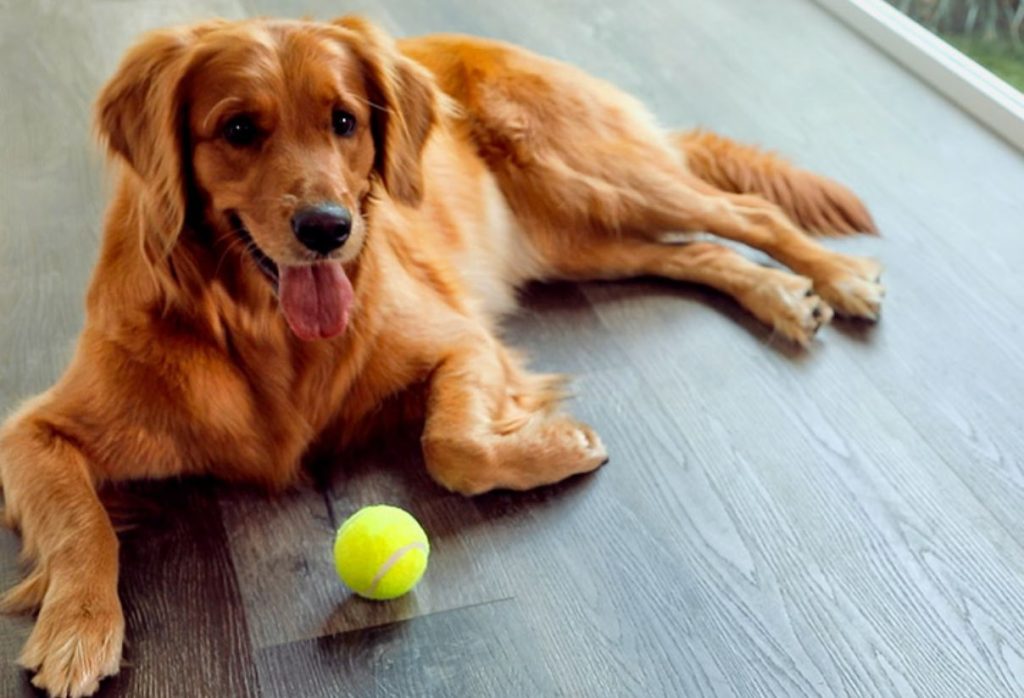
[291,204,352,255]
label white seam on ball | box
[364,541,428,596]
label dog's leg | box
[508,138,882,318]
[420,332,606,495]
[0,402,123,698]
[515,142,883,319]
[551,238,832,346]
[629,177,885,320]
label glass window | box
[884,0,1024,92]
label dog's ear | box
[95,26,210,263]
[332,17,437,207]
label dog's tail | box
[673,130,877,236]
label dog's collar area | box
[228,213,279,286]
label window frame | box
[811,0,1024,152]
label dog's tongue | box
[278,263,353,341]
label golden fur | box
[0,17,882,697]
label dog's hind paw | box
[744,271,833,347]
[815,255,884,321]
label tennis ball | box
[333,505,430,600]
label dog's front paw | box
[814,255,884,321]
[424,415,608,495]
[20,586,124,698]
[546,416,608,475]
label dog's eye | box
[332,109,357,137]
[223,115,260,147]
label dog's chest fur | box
[453,174,548,318]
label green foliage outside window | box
[886,0,1024,91]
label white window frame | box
[811,0,1024,152]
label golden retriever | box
[0,16,883,697]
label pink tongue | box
[278,263,354,341]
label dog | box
[0,16,883,697]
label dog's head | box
[96,17,436,340]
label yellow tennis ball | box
[333,505,430,600]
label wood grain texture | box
[253,600,558,698]
[3,0,1024,696]
[218,485,342,650]
[584,280,1024,696]
[0,526,36,696]
[99,482,261,697]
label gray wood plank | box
[254,600,558,698]
[99,482,260,697]
[218,485,342,650]
[470,365,828,697]
[0,527,36,697]
[501,282,631,373]
[585,279,1024,696]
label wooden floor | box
[3,0,1024,696]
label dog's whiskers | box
[212,232,252,278]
